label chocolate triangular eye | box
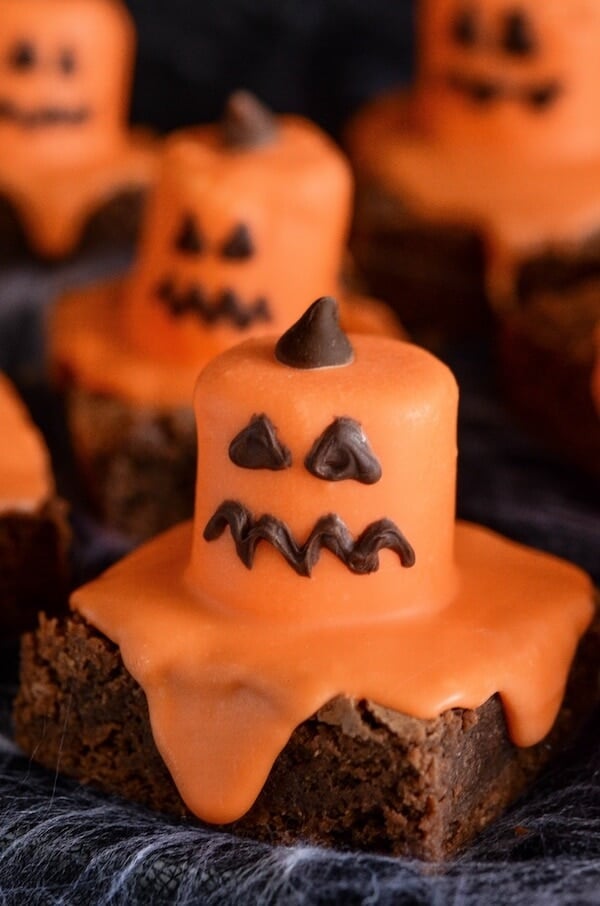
[305,417,382,484]
[229,414,291,471]
[451,8,478,47]
[174,214,204,254]
[502,10,536,57]
[222,224,255,259]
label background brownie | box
[350,180,489,345]
[0,500,69,638]
[63,387,196,542]
[14,607,600,861]
[497,239,600,477]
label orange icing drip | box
[51,118,403,406]
[347,0,600,297]
[71,334,594,825]
[0,373,52,510]
[0,0,157,257]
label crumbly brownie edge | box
[13,610,600,860]
[64,387,197,542]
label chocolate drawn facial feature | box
[59,48,76,75]
[174,214,205,255]
[229,414,292,471]
[450,7,478,48]
[305,417,382,484]
[9,41,36,71]
[221,223,255,260]
[0,100,90,126]
[156,278,272,329]
[502,10,536,58]
[446,72,562,110]
[203,501,416,577]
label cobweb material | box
[0,721,599,906]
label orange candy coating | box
[0,373,52,510]
[122,118,352,364]
[417,0,600,158]
[0,0,157,257]
[52,115,401,405]
[187,335,459,622]
[0,0,133,164]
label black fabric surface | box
[0,256,598,905]
[124,0,414,134]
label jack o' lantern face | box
[155,211,272,330]
[0,0,135,163]
[123,111,352,364]
[187,298,459,623]
[204,413,414,578]
[417,0,600,154]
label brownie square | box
[14,609,600,860]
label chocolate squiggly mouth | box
[0,99,90,127]
[203,500,416,577]
[156,278,272,330]
[445,72,562,110]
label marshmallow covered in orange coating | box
[187,297,458,622]
[52,94,402,407]
[0,0,157,257]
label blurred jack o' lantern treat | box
[50,92,403,541]
[0,0,158,261]
[0,374,69,638]
[347,0,600,472]
[16,299,599,860]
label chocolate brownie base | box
[14,611,600,860]
[0,187,145,263]
[498,254,600,476]
[0,499,69,638]
[64,387,196,542]
[350,180,490,346]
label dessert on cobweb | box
[15,298,598,859]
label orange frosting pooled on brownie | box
[348,0,600,297]
[0,373,52,510]
[72,303,595,825]
[52,99,401,406]
[0,0,156,257]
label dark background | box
[124,0,414,134]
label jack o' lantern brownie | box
[0,0,158,262]
[346,0,600,350]
[51,92,402,541]
[16,299,598,860]
[0,374,69,638]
